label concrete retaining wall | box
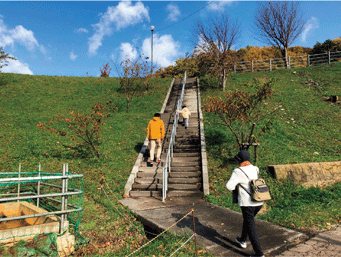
[268,161,341,188]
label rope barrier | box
[169,234,196,257]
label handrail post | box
[17,163,21,203]
[60,164,66,233]
[37,163,41,207]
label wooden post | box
[192,209,198,257]
[255,144,258,165]
[307,55,310,67]
[328,51,331,64]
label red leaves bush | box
[37,101,116,159]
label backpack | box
[238,168,271,202]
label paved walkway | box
[120,196,341,256]
[120,196,312,256]
[276,226,341,257]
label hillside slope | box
[201,62,341,231]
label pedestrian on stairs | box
[226,150,264,257]
[147,113,165,167]
[176,105,191,129]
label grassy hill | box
[201,62,341,234]
[0,62,341,255]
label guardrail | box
[232,50,341,73]
[162,71,187,202]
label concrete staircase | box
[125,77,208,199]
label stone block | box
[268,161,341,188]
[56,232,75,257]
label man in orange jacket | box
[147,113,165,166]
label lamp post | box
[150,25,155,77]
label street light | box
[150,25,155,77]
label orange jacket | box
[147,117,165,140]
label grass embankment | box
[0,74,211,256]
[201,62,341,234]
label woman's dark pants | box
[240,205,264,256]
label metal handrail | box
[162,71,187,202]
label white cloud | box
[10,25,39,51]
[88,1,149,55]
[70,51,78,61]
[0,15,49,59]
[166,3,180,22]
[76,28,89,33]
[207,0,233,11]
[119,42,138,62]
[301,16,319,42]
[142,33,181,67]
[0,17,39,51]
[1,58,33,75]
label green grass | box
[201,62,341,232]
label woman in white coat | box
[226,150,264,257]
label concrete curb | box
[123,78,175,197]
[197,78,209,195]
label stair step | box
[140,162,164,167]
[135,178,163,184]
[174,144,200,148]
[138,167,164,172]
[162,145,200,150]
[171,162,200,167]
[171,149,201,153]
[137,172,163,178]
[130,191,162,197]
[169,172,201,178]
[134,177,201,184]
[171,166,201,172]
[132,184,162,190]
[167,190,203,197]
[172,156,200,162]
[173,152,200,157]
[169,177,201,184]
[168,184,201,190]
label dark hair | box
[182,105,186,108]
[234,150,251,163]
[153,113,161,117]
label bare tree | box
[253,1,305,68]
[192,13,241,91]
[115,54,150,113]
[193,13,241,53]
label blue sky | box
[0,1,340,77]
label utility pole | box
[150,25,155,77]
